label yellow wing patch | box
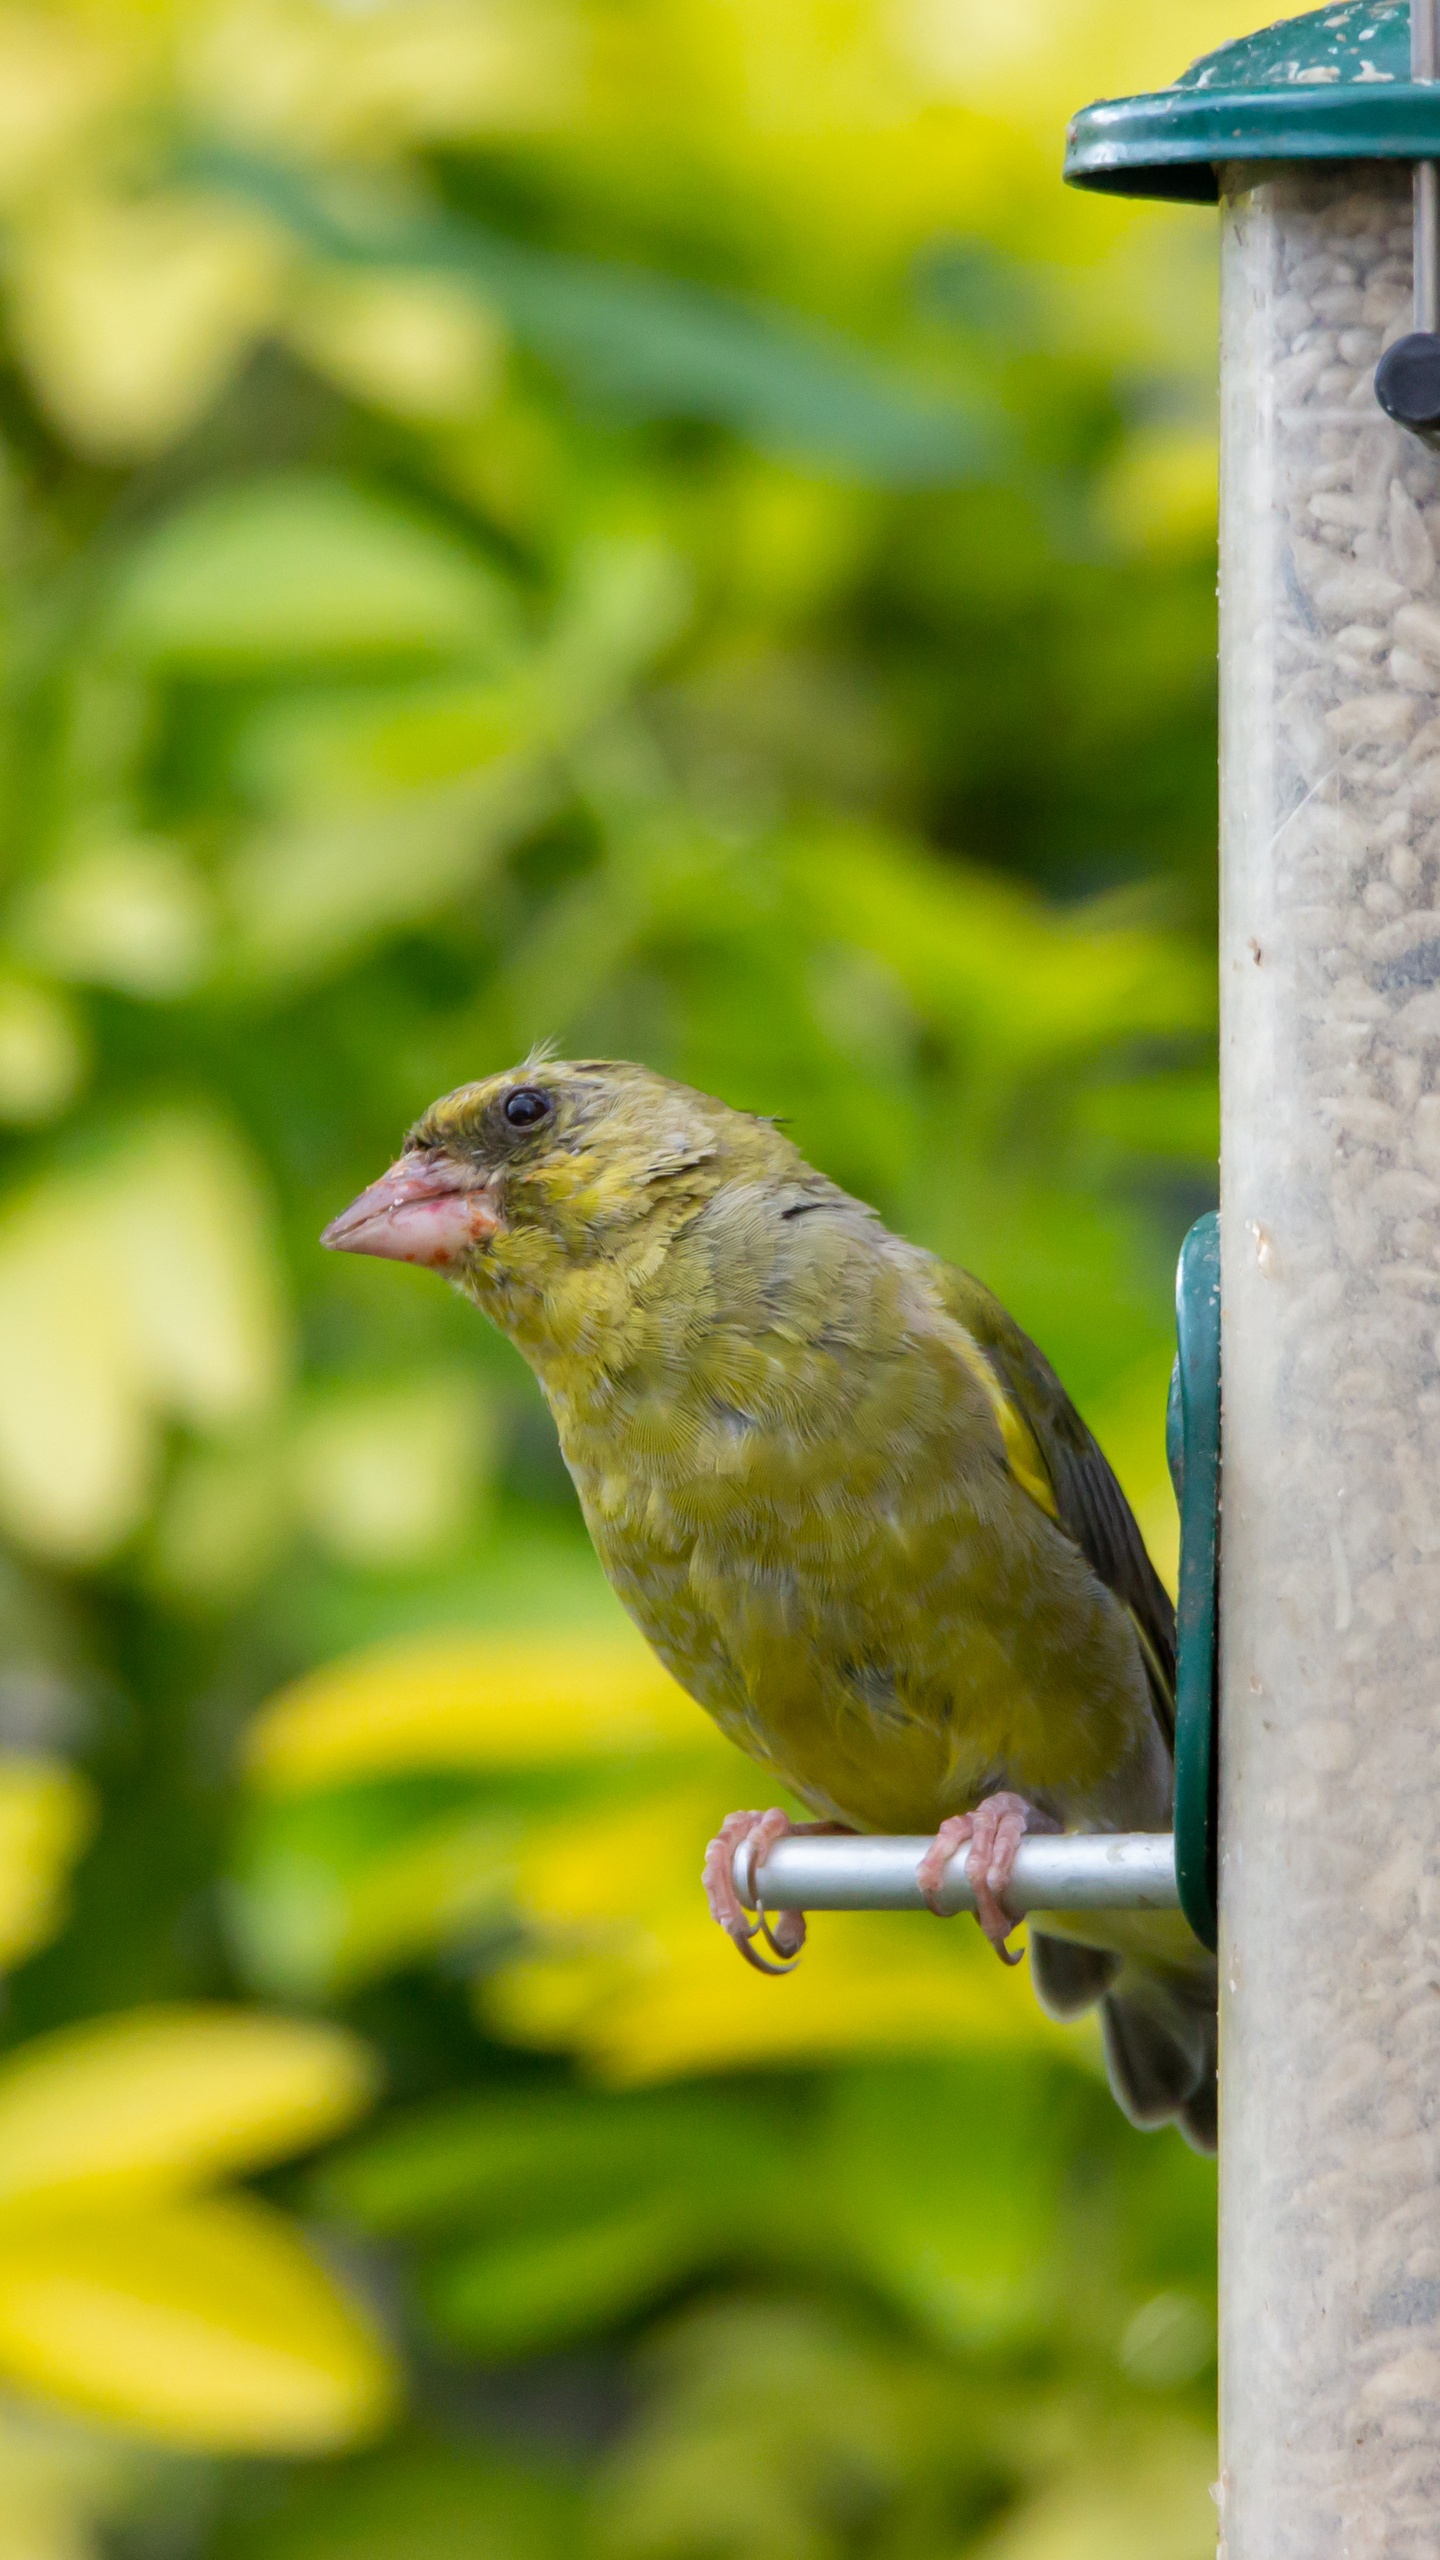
[951,1332,1061,1522]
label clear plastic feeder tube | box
[1220,160,1440,2558]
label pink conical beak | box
[321,1153,502,1271]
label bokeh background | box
[0,4,1255,2555]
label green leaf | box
[218,2442,577,2560]
[318,2085,790,2236]
[228,1776,543,1999]
[320,2087,812,2355]
[106,475,513,671]
[217,540,687,988]
[784,830,1213,1081]
[1075,1067,1219,1167]
[421,2195,706,2356]
[589,2298,937,2560]
[222,762,545,991]
[190,153,996,486]
[822,2060,1069,2349]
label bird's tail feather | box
[1029,1931,1120,2019]
[1030,1929,1216,2155]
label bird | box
[323,1057,1216,2150]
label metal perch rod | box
[735,1830,1178,1919]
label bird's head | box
[322,1059,783,1297]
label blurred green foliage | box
[0,0,1247,2553]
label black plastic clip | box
[1166,1211,1219,1953]
[1376,332,1440,444]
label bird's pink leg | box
[703,1808,806,1972]
[702,1811,854,1975]
[915,1792,1060,1965]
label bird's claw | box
[736,1908,804,1975]
[916,1793,1060,1966]
[703,1809,806,1976]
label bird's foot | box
[703,1811,859,1974]
[916,1793,1060,1965]
[703,1808,806,1974]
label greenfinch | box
[324,1058,1215,2149]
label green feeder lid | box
[1065,1,1440,204]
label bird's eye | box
[503,1086,553,1130]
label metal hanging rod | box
[1416,0,1439,335]
[1374,0,1440,429]
[736,1830,1179,1919]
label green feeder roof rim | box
[1066,84,1440,203]
[1065,2,1440,204]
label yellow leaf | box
[291,1375,496,1569]
[285,269,505,424]
[0,1223,143,1561]
[0,2396,141,2560]
[244,1637,1096,2081]
[102,1116,289,1432]
[0,1113,289,1562]
[486,1781,1078,2083]
[186,0,573,155]
[0,982,86,1128]
[15,839,215,999]
[1098,425,1218,558]
[8,192,283,460]
[970,2419,1218,2560]
[0,2008,376,2216]
[146,1437,290,1608]
[0,11,126,211]
[0,1761,93,1974]
[485,1909,1076,2085]
[0,2194,396,2452]
[246,1625,716,1793]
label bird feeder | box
[1066,2,1440,2550]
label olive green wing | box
[938,1263,1176,1751]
